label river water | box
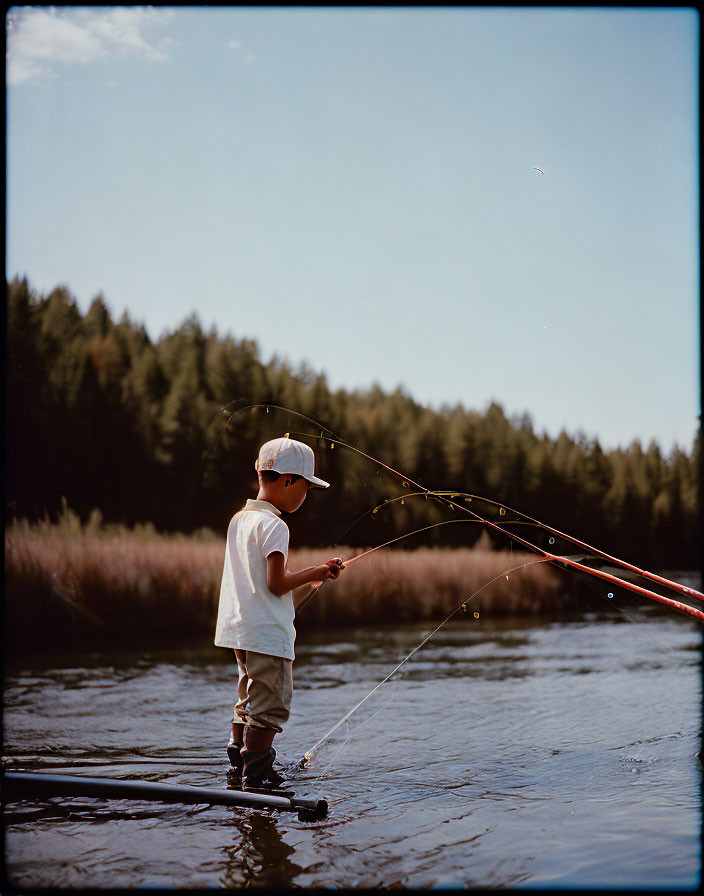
[3,602,701,890]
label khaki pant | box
[233,650,293,732]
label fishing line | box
[294,565,675,783]
[294,524,656,756]
[288,557,552,778]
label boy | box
[214,436,344,791]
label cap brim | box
[306,475,330,489]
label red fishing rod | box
[331,519,704,622]
[357,489,703,604]
[441,491,702,602]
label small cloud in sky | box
[227,37,255,63]
[6,6,175,85]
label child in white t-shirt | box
[215,436,344,790]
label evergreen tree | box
[4,276,698,569]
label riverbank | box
[5,517,565,651]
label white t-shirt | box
[214,499,295,660]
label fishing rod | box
[431,491,702,602]
[304,507,703,622]
[337,490,704,605]
[298,502,656,630]
[215,404,702,621]
[281,430,703,622]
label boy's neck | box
[256,484,284,511]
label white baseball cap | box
[255,437,330,488]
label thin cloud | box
[6,6,175,85]
[226,37,254,63]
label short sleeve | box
[260,518,289,560]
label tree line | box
[5,277,700,569]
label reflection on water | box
[220,811,304,889]
[3,606,701,889]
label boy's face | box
[281,476,313,512]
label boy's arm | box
[267,552,343,600]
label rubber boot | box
[226,721,245,789]
[240,726,286,791]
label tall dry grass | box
[5,511,223,650]
[4,513,565,651]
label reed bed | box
[5,519,565,651]
[5,524,223,651]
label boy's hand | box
[309,558,345,589]
[326,557,345,580]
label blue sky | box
[6,6,700,453]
